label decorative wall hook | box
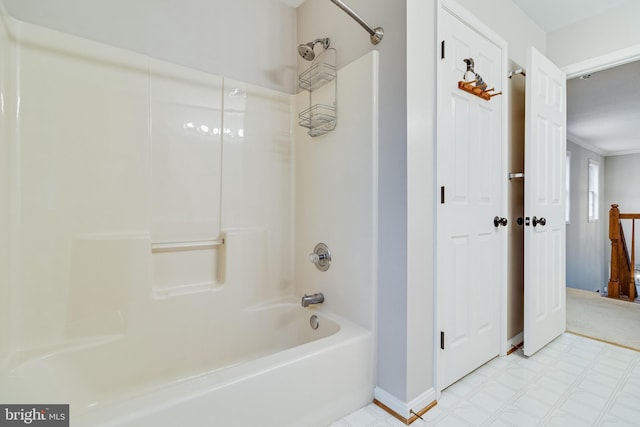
[458,58,502,101]
[458,80,502,100]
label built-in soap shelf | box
[151,238,224,253]
[150,235,226,298]
[298,48,337,137]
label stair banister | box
[608,204,639,301]
[608,204,621,299]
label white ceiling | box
[511,0,630,33]
[512,0,639,156]
[567,61,640,156]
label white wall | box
[405,0,436,411]
[605,153,640,284]
[2,0,298,93]
[455,0,546,67]
[566,141,606,292]
[547,1,640,69]
[605,153,640,214]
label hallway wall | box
[566,141,606,292]
[605,153,640,287]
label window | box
[566,151,571,223]
[588,159,599,221]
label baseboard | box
[373,387,436,424]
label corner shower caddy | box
[298,48,337,137]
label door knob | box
[493,216,508,227]
[532,216,546,227]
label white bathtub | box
[0,303,374,427]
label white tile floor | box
[329,333,640,426]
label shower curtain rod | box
[328,0,384,45]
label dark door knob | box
[532,216,546,227]
[493,216,508,227]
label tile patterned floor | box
[329,333,640,426]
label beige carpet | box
[566,287,640,351]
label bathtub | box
[0,302,374,427]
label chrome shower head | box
[297,43,316,61]
[297,38,330,61]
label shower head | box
[297,38,330,61]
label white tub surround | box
[1,15,379,427]
[294,51,379,332]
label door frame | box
[435,0,509,396]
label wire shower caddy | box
[298,48,337,137]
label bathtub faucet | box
[301,292,324,307]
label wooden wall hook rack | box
[458,80,502,101]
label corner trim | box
[567,134,608,157]
[373,387,436,423]
[562,44,640,79]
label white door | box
[437,8,506,389]
[523,46,567,356]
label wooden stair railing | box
[608,204,638,301]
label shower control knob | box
[309,243,331,272]
[493,216,508,227]
[309,253,328,263]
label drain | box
[310,314,319,330]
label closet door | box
[437,6,506,389]
[523,46,567,356]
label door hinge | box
[440,331,445,350]
[441,40,445,59]
[440,186,445,204]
